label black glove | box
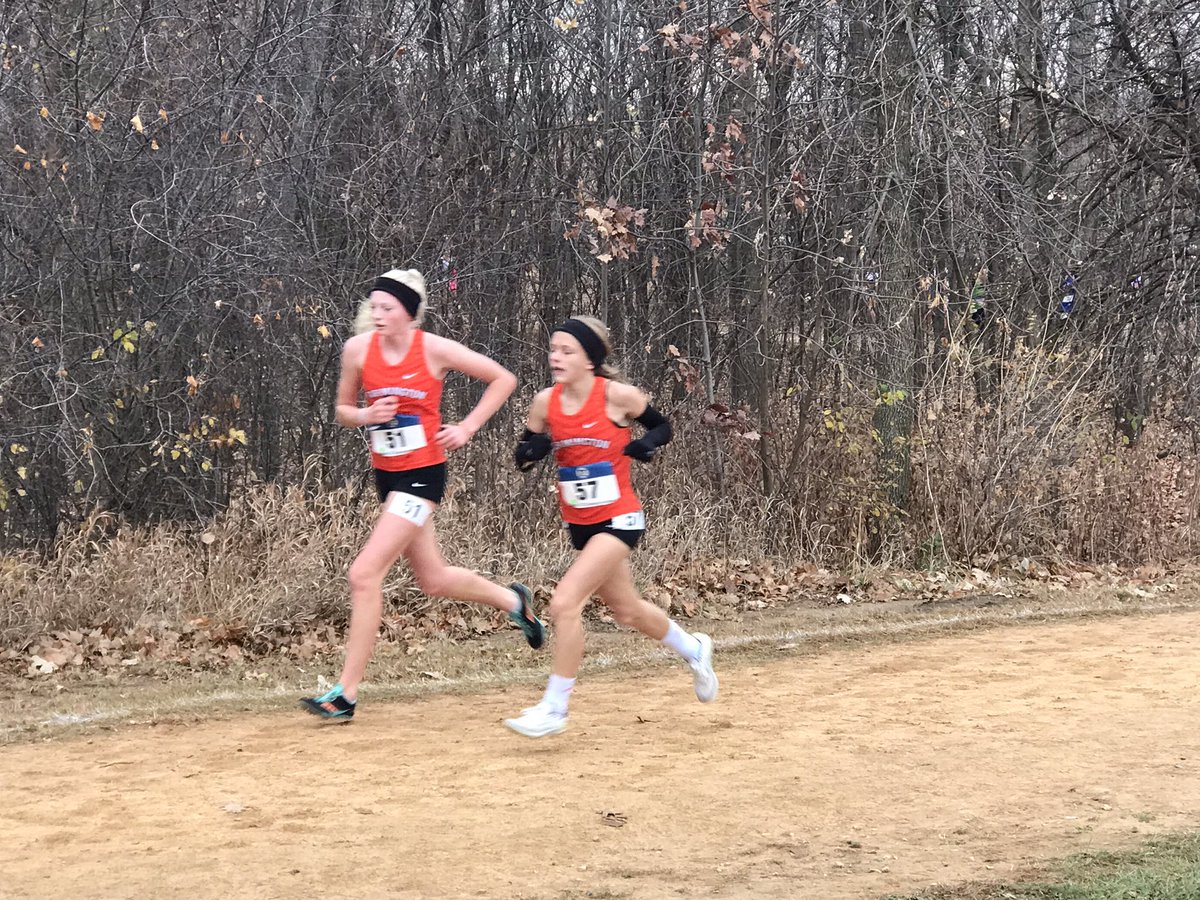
[514,429,552,471]
[623,437,660,462]
[622,405,673,463]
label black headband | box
[553,319,607,370]
[373,276,423,319]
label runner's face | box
[549,332,591,384]
[369,291,411,335]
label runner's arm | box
[515,389,553,470]
[609,383,672,462]
[335,336,393,428]
[428,335,518,446]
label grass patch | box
[888,833,1200,899]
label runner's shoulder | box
[420,331,457,353]
[343,331,372,361]
[531,386,554,412]
[605,380,647,416]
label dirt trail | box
[2,610,1198,899]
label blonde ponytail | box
[353,299,374,335]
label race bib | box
[610,511,645,530]
[368,414,427,457]
[385,491,432,527]
[559,462,621,509]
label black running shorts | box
[566,519,644,552]
[374,463,447,505]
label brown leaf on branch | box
[711,26,741,50]
[747,0,773,26]
[783,42,806,66]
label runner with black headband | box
[503,315,718,738]
[300,268,545,721]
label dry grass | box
[675,344,1200,569]
[0,479,570,648]
[2,352,1197,650]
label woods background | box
[3,0,1198,609]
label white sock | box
[662,621,702,663]
[542,674,575,715]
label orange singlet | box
[360,329,446,472]
[546,377,642,525]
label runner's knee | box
[548,590,586,624]
[348,557,386,595]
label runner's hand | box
[515,432,552,471]
[623,437,659,462]
[362,397,400,425]
[436,422,475,450]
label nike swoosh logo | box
[411,482,426,488]
[401,373,417,379]
[582,422,597,429]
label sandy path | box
[2,610,1198,899]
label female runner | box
[301,269,544,720]
[504,316,717,737]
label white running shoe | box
[504,701,568,738]
[689,633,719,703]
